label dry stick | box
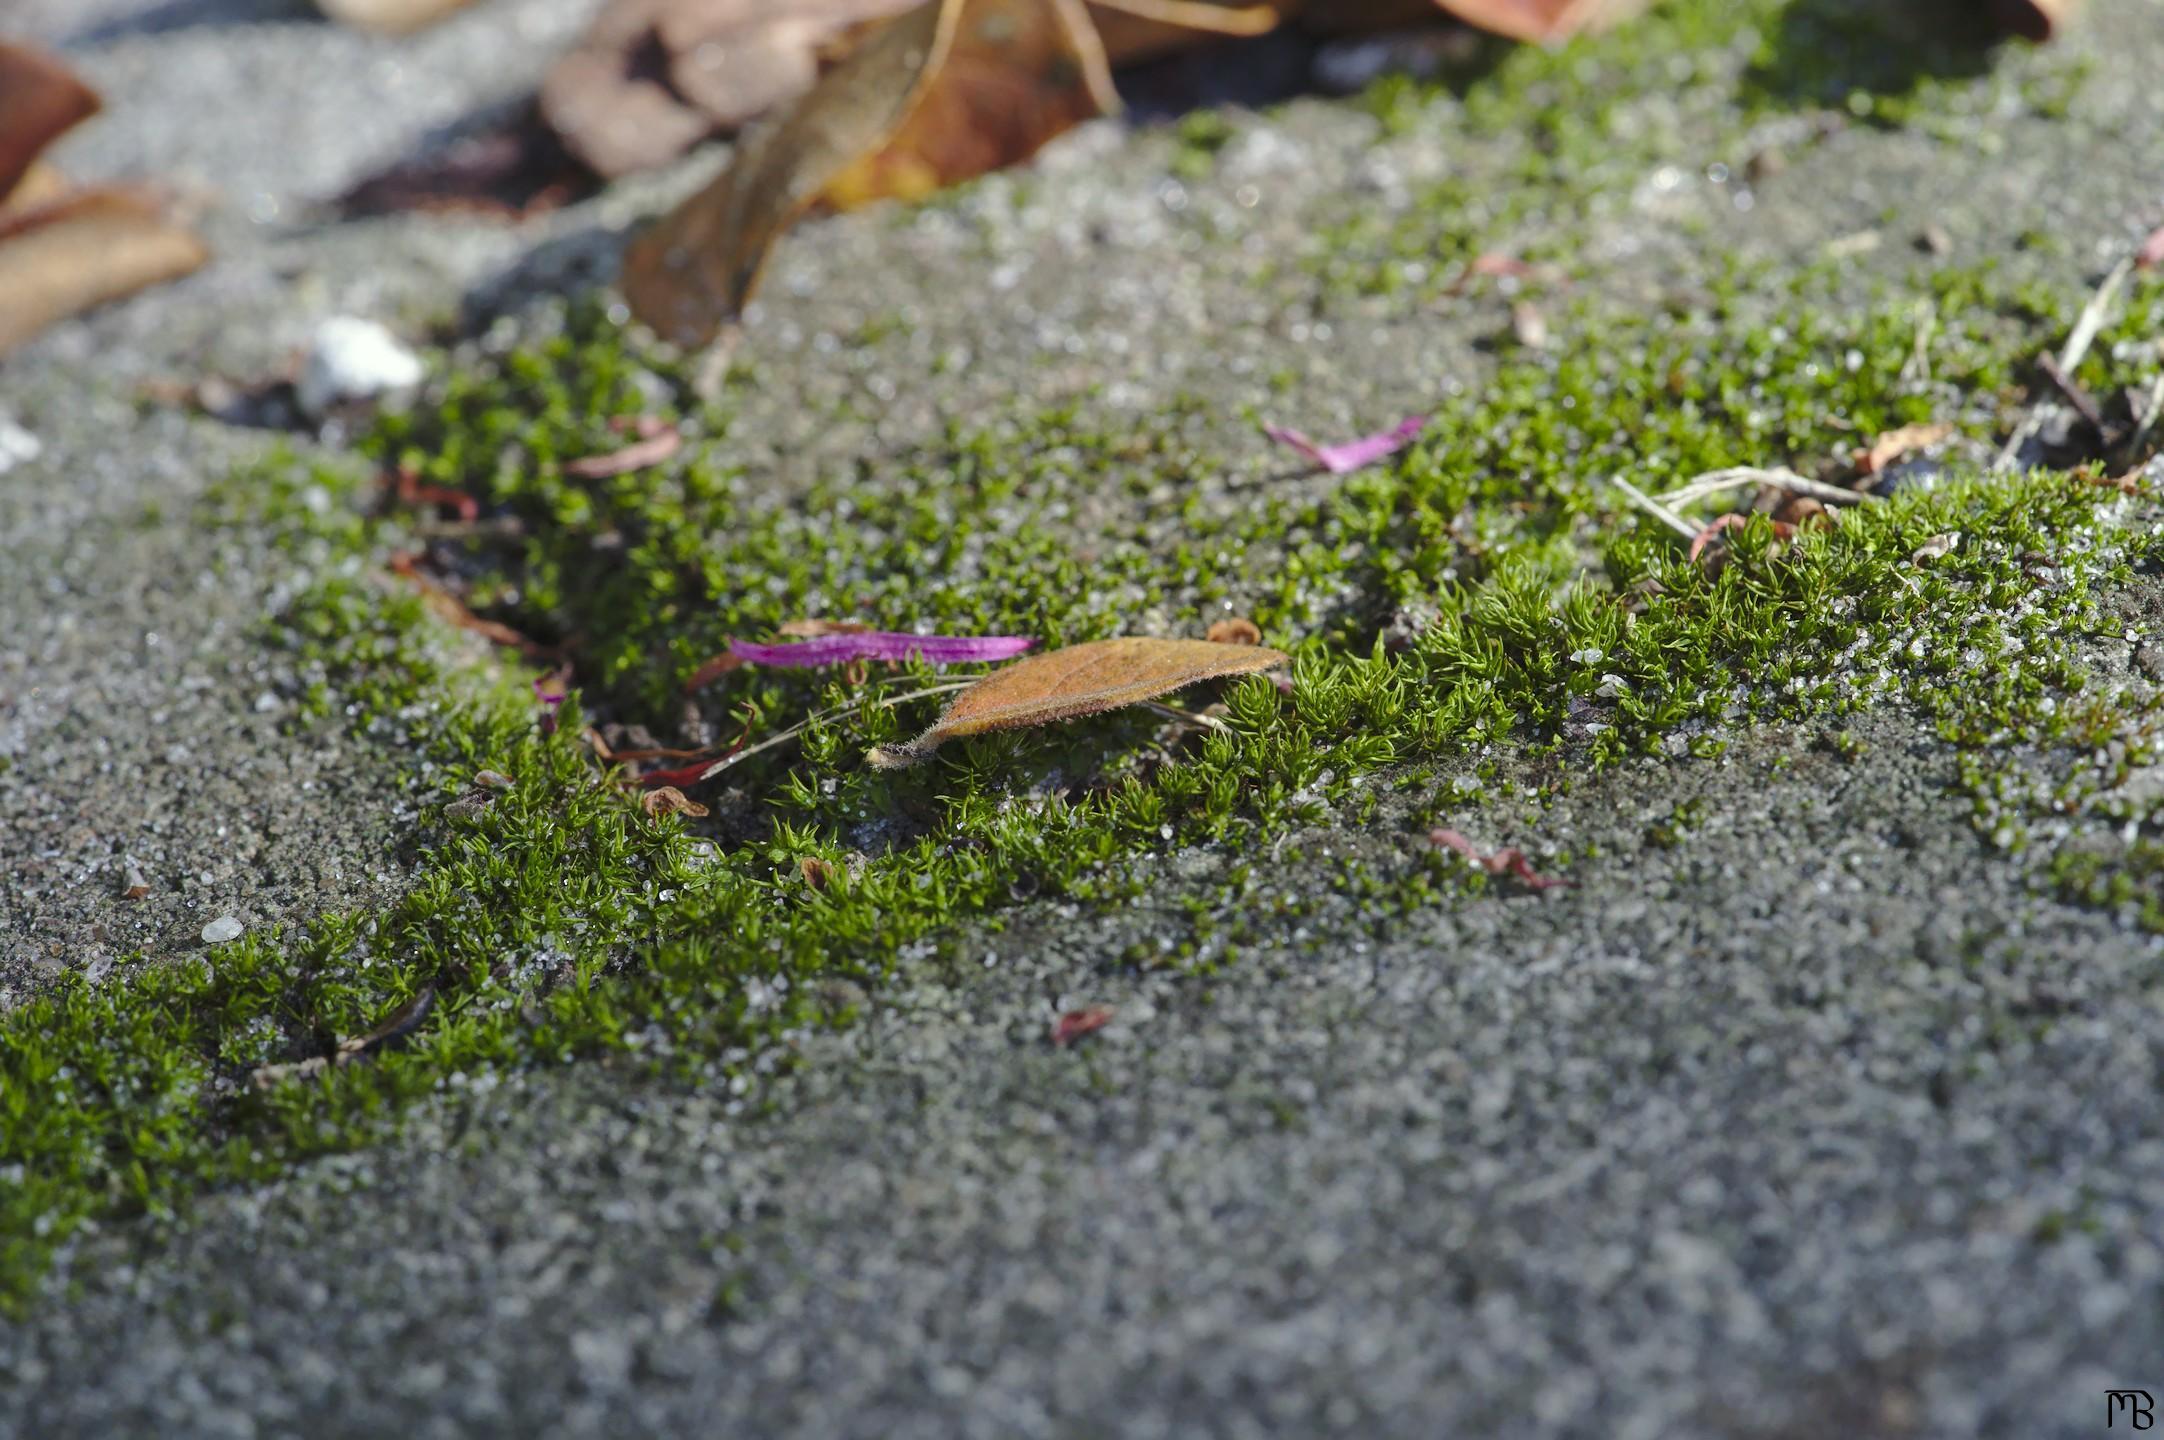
[2036,351,2106,431]
[1610,476,1698,541]
[2130,370,2164,460]
[696,680,976,781]
[1652,466,1866,509]
[1999,254,2137,471]
[2059,255,2135,374]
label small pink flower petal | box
[1264,415,1428,475]
[728,631,1038,668]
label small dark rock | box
[1869,458,1948,497]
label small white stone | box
[201,915,244,944]
[296,317,424,418]
[0,417,41,475]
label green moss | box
[3,1,2156,1309]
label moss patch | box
[3,0,2158,1309]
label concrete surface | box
[5,1,2164,1437]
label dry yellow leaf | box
[622,0,960,346]
[867,636,1288,767]
[0,188,209,356]
[1085,0,1290,65]
[542,0,923,179]
[823,0,1117,209]
[640,785,712,818]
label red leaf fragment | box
[387,552,554,657]
[1427,827,1572,892]
[636,759,723,790]
[1051,1005,1114,1046]
[2136,221,2164,273]
[1686,512,1794,564]
[388,463,479,522]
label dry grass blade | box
[867,636,1289,768]
[0,188,209,356]
[1652,466,1866,509]
[623,0,961,346]
[1609,475,1697,541]
[697,680,978,781]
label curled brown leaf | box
[868,635,1288,768]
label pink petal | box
[1264,415,1428,475]
[728,631,1038,668]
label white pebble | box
[201,915,244,944]
[297,317,424,418]
[0,417,41,475]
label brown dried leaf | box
[1430,0,1645,44]
[0,43,100,203]
[623,0,960,345]
[867,635,1288,768]
[799,855,844,889]
[822,0,1117,211]
[1853,421,1952,476]
[543,0,923,179]
[641,785,712,818]
[315,0,480,33]
[1085,0,1289,65]
[1987,0,2076,41]
[1050,1005,1114,1045]
[0,188,209,356]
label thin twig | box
[2129,370,2164,460]
[696,681,975,780]
[2059,256,2134,374]
[2037,352,2105,431]
[1999,253,2140,473]
[1610,476,1698,541]
[1652,466,1865,508]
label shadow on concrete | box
[65,0,320,47]
[1740,0,2009,120]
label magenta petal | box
[728,632,1038,668]
[1265,415,1428,475]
